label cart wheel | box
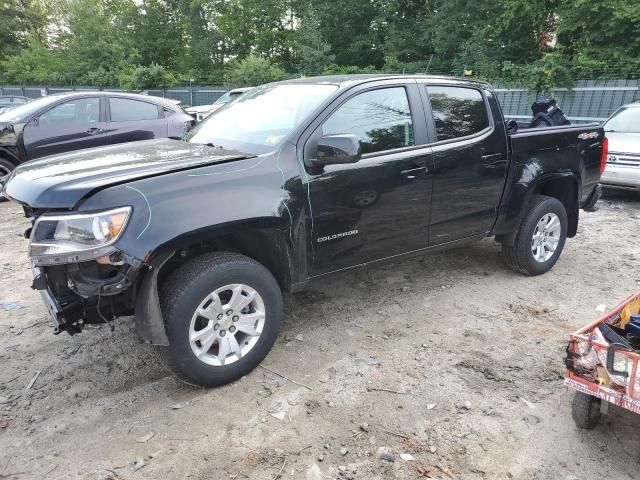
[572,392,601,429]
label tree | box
[0,0,47,61]
[119,64,177,89]
[0,37,68,84]
[225,55,286,86]
[295,6,334,75]
[555,0,640,75]
[312,0,384,68]
[57,0,140,83]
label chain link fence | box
[2,80,639,123]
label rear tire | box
[572,392,601,429]
[582,184,601,212]
[156,252,283,388]
[502,195,567,276]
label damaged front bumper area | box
[31,251,143,336]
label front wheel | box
[156,252,283,387]
[0,158,15,203]
[502,195,568,276]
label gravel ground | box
[1,191,639,480]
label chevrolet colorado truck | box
[1,75,606,387]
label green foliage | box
[295,6,334,75]
[0,0,638,89]
[1,37,68,84]
[321,64,379,75]
[119,64,177,90]
[225,55,286,86]
[0,0,47,61]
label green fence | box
[2,80,639,122]
[495,80,640,124]
[0,85,230,107]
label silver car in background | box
[601,102,640,191]
[185,87,252,121]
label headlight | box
[29,207,131,265]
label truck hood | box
[2,138,254,209]
[605,131,640,155]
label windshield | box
[212,91,231,106]
[187,83,338,154]
[604,107,640,133]
[0,95,60,123]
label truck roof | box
[278,74,492,89]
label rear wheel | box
[582,184,601,212]
[502,195,568,276]
[156,252,283,387]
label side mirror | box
[28,117,39,127]
[315,134,361,166]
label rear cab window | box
[109,98,160,122]
[426,86,490,141]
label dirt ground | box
[1,191,639,480]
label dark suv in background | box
[0,91,194,177]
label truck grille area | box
[608,152,640,167]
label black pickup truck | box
[2,75,606,387]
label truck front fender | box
[134,250,174,345]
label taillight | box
[600,137,608,175]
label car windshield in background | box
[187,83,338,154]
[212,91,232,106]
[0,96,60,123]
[604,107,640,133]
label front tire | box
[502,195,568,276]
[0,158,15,203]
[156,252,283,387]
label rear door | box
[418,82,509,244]
[23,96,107,159]
[302,80,434,276]
[104,96,168,143]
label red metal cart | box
[565,292,640,429]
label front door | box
[23,96,106,159]
[419,84,509,244]
[303,83,434,276]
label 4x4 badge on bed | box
[578,132,599,140]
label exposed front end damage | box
[31,250,144,336]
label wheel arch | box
[0,147,20,168]
[535,174,579,238]
[496,171,580,246]
[133,219,299,345]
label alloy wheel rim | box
[189,283,266,366]
[531,212,561,263]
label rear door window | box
[109,98,160,122]
[426,86,489,141]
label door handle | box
[401,166,428,175]
[480,153,504,164]
[87,127,103,135]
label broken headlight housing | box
[29,207,132,265]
